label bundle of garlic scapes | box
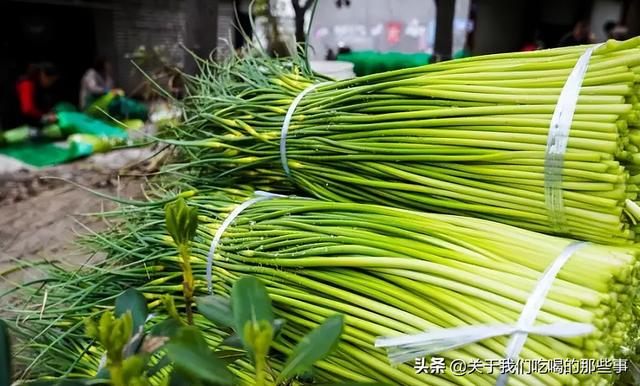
[11,189,639,386]
[167,38,640,244]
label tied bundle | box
[167,38,640,244]
[11,190,640,386]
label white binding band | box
[280,82,330,177]
[544,44,603,233]
[495,241,589,385]
[375,241,593,385]
[205,191,287,293]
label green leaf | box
[121,355,149,382]
[0,320,11,386]
[242,320,273,365]
[95,367,110,379]
[220,334,243,349]
[196,295,233,327]
[165,202,180,244]
[231,276,273,342]
[150,318,182,339]
[277,314,345,383]
[115,288,148,334]
[164,326,234,385]
[169,367,202,386]
[220,318,284,350]
[165,197,199,246]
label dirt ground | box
[0,146,159,296]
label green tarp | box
[56,112,128,139]
[85,93,148,121]
[337,51,432,76]
[0,142,90,168]
[0,112,128,168]
[0,95,145,168]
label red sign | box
[386,22,402,45]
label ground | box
[0,146,158,296]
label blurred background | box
[1,0,638,106]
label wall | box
[472,0,600,53]
[184,0,220,69]
[590,0,622,41]
[99,0,221,92]
[93,9,118,70]
[472,0,527,54]
[537,0,592,47]
[112,0,188,92]
[539,0,582,25]
[452,0,472,54]
[626,0,640,37]
[217,0,236,58]
[308,0,438,60]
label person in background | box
[558,20,595,47]
[325,48,337,61]
[79,57,115,110]
[604,21,617,39]
[521,29,545,51]
[15,62,60,127]
[611,24,629,40]
[604,21,630,41]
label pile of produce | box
[168,37,640,244]
[5,38,640,386]
[7,189,640,385]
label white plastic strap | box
[495,240,588,386]
[375,241,593,383]
[544,44,602,233]
[205,191,287,293]
[375,321,592,365]
[280,82,330,177]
